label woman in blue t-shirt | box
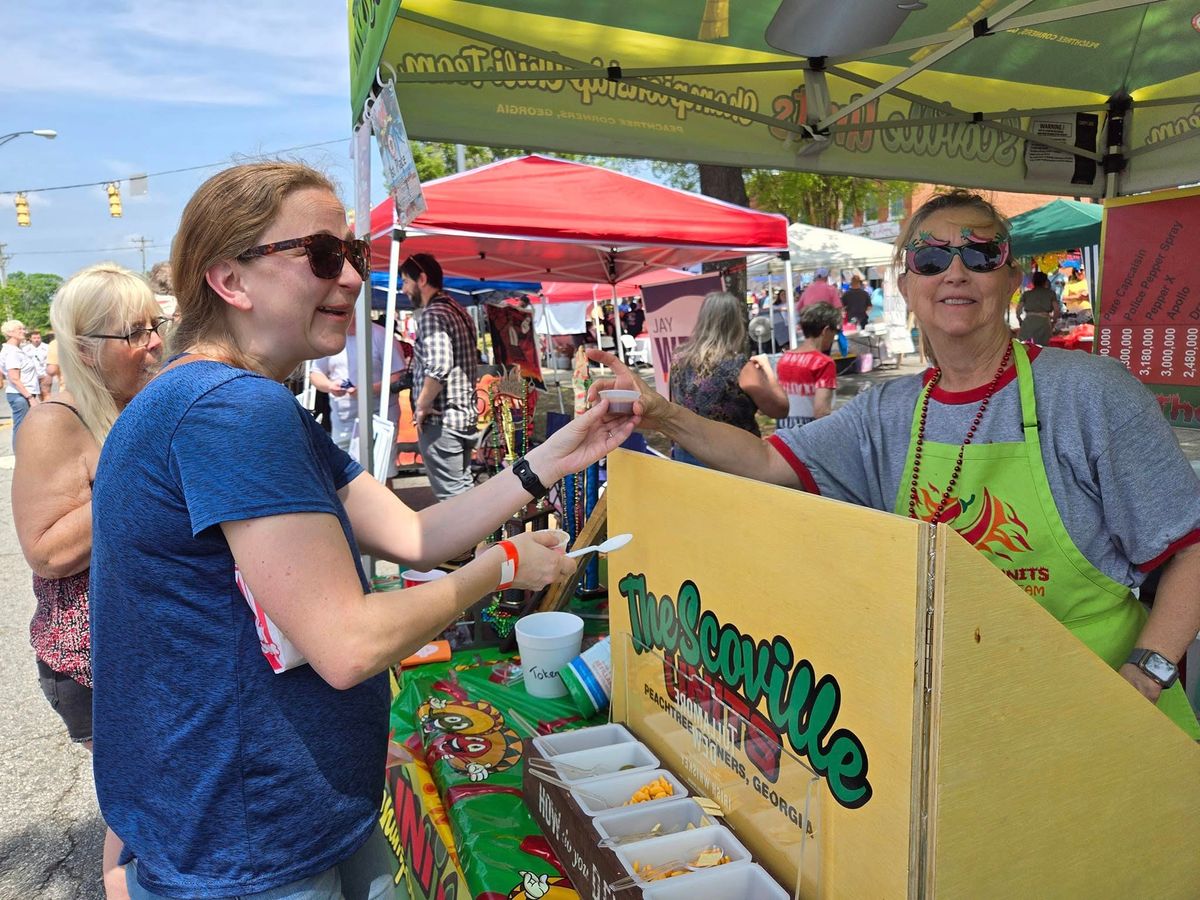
[89,162,636,900]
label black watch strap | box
[512,457,549,500]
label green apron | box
[895,340,1200,737]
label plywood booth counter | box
[600,450,1200,898]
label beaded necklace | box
[907,341,1014,522]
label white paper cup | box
[515,612,584,699]
[401,568,448,589]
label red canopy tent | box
[368,155,788,285]
[368,154,791,363]
[540,268,699,303]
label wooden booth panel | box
[607,451,927,898]
[928,528,1200,897]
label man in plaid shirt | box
[401,253,480,499]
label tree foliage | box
[745,171,912,230]
[0,272,62,331]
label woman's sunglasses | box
[904,241,1010,276]
[239,233,371,281]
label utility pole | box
[0,242,11,319]
[131,236,152,273]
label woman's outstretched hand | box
[525,394,639,484]
[585,349,672,431]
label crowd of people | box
[10,162,633,900]
[8,176,1196,899]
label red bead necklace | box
[907,341,1014,521]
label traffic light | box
[106,182,122,218]
[15,193,30,227]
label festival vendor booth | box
[381,450,1200,898]
[1008,199,1104,344]
[748,222,909,366]
[541,268,699,367]
[349,4,1200,895]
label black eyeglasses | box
[239,233,371,281]
[86,317,171,349]
[904,241,1010,276]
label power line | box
[1,138,348,195]
[10,244,170,256]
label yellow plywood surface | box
[928,529,1200,897]
[607,451,926,898]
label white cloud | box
[0,2,350,106]
[0,192,54,208]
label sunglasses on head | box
[239,233,371,281]
[904,240,1010,276]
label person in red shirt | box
[774,302,842,429]
[797,267,842,309]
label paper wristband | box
[496,539,520,591]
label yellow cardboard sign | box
[608,451,924,896]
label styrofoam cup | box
[515,612,584,699]
[402,568,448,589]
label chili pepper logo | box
[913,485,1032,561]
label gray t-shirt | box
[770,346,1200,587]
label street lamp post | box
[0,129,57,148]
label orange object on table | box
[400,640,452,667]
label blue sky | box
[0,2,365,279]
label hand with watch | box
[1121,647,1180,702]
[511,395,640,499]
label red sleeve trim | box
[766,434,820,494]
[1137,529,1200,573]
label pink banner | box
[640,273,723,398]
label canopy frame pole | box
[1103,91,1132,199]
[783,250,797,350]
[353,126,375,476]
[816,0,1040,132]
[537,292,566,414]
[379,216,403,424]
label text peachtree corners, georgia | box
[619,573,873,809]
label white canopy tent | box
[750,222,897,278]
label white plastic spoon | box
[565,532,633,558]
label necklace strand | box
[907,342,1014,522]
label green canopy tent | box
[1009,197,1103,301]
[348,0,1200,200]
[1008,198,1103,256]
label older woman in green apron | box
[590,189,1200,738]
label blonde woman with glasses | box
[12,262,167,900]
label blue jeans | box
[124,824,405,900]
[7,392,30,450]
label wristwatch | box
[512,457,550,500]
[1125,648,1179,688]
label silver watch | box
[1125,648,1179,688]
